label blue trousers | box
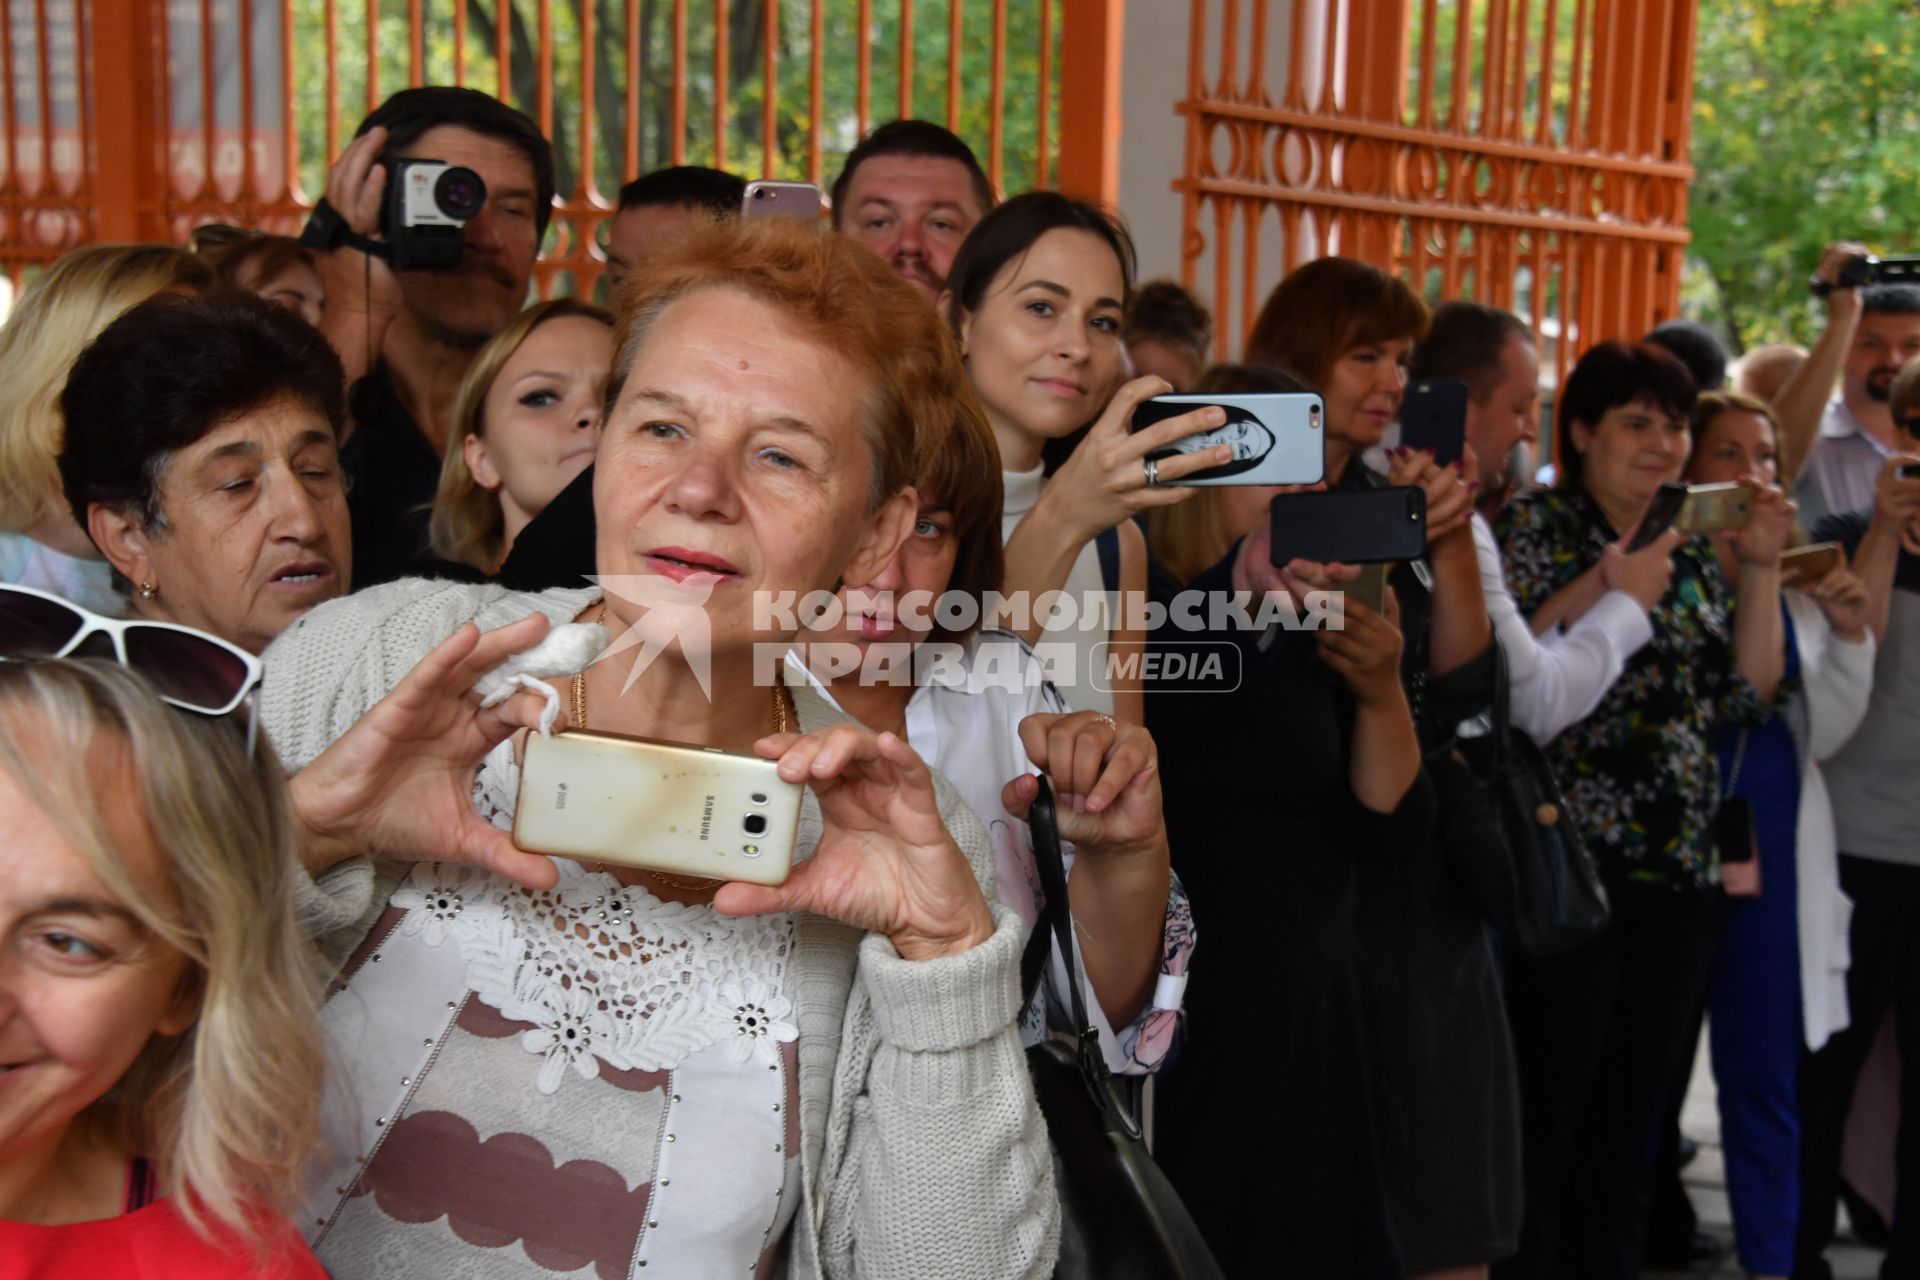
[1707,719,1803,1276]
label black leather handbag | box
[1446,641,1610,956]
[1018,776,1224,1280]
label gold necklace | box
[570,603,791,892]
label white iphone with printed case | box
[514,728,804,885]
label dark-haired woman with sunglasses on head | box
[56,291,352,657]
[1494,342,1794,1280]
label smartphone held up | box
[1131,392,1326,486]
[514,728,805,886]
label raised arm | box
[1775,242,1869,482]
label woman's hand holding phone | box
[1002,711,1166,859]
[288,612,564,890]
[1599,529,1684,611]
[1313,585,1406,708]
[1727,478,1797,567]
[714,725,995,962]
[1386,446,1475,543]
[1809,563,1873,643]
[1043,376,1229,540]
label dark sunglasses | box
[0,584,263,724]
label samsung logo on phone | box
[699,795,715,841]
[554,782,568,810]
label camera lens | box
[433,166,487,221]
[743,813,769,837]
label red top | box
[0,1165,324,1280]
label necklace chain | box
[568,602,790,892]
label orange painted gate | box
[0,0,1116,295]
[1176,0,1697,379]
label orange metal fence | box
[1177,0,1696,383]
[1,0,1104,295]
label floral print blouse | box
[1494,486,1768,891]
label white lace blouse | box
[305,744,804,1278]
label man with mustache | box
[491,122,995,596]
[1773,240,1920,528]
[830,120,995,303]
[306,87,555,585]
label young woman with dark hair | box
[1494,342,1796,1279]
[941,191,1225,723]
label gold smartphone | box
[1779,541,1843,588]
[1676,482,1753,534]
[513,728,804,886]
[1346,563,1390,614]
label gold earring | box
[137,581,157,600]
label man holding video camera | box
[1774,241,1920,528]
[303,87,555,585]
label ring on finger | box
[1144,456,1160,487]
[1094,713,1118,731]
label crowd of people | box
[0,81,1916,1280]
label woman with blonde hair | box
[0,653,325,1277]
[0,244,212,616]
[428,299,614,576]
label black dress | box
[1148,553,1433,1280]
[1337,467,1523,1272]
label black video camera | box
[1810,253,1920,297]
[299,157,486,271]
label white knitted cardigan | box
[259,578,1060,1279]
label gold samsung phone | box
[1779,541,1843,588]
[1675,482,1753,535]
[514,729,804,886]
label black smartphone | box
[1398,379,1470,467]
[1899,461,1920,479]
[1267,486,1427,566]
[1626,482,1689,552]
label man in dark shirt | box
[307,87,555,585]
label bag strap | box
[1019,774,1144,1137]
[1094,524,1123,596]
[1487,637,1515,766]
[1722,728,1751,799]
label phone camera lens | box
[743,813,769,837]
[749,792,768,806]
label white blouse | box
[303,744,802,1279]
[1001,463,1117,717]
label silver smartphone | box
[742,180,822,222]
[514,728,804,886]
[1131,392,1326,486]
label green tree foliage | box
[291,0,1059,217]
[1688,0,1920,351]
